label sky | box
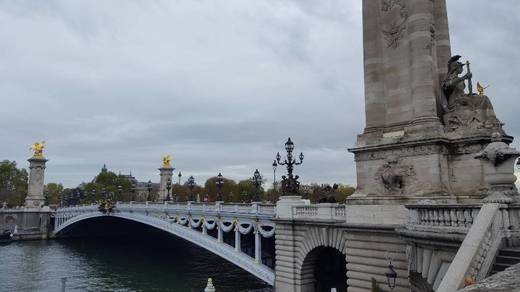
[1,0,519,188]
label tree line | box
[0,160,355,207]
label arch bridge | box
[53,202,276,285]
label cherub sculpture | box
[30,141,45,158]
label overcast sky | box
[1,0,519,188]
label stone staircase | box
[490,247,520,275]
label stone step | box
[498,248,520,258]
[494,255,520,265]
[490,247,520,275]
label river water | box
[0,236,272,292]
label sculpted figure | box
[441,55,472,111]
[30,141,45,158]
[440,55,501,133]
[162,155,172,168]
[381,156,403,192]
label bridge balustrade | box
[291,203,346,221]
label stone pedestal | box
[475,137,520,203]
[24,157,47,208]
[275,196,309,219]
[158,167,174,202]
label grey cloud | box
[0,0,518,188]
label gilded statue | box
[162,155,172,168]
[477,82,489,96]
[30,141,45,158]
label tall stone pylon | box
[25,142,47,208]
[348,0,514,204]
[158,155,174,202]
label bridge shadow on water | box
[57,216,273,292]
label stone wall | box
[274,219,410,292]
[0,207,52,240]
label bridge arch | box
[295,226,348,292]
[54,212,275,285]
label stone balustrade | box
[292,203,346,222]
[406,204,482,232]
[67,201,279,218]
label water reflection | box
[1,231,271,291]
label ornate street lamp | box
[275,138,304,195]
[252,169,262,202]
[147,180,153,201]
[166,178,172,202]
[216,173,224,201]
[178,171,182,185]
[385,252,398,290]
[187,176,196,201]
[385,264,397,290]
[272,160,277,190]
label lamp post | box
[117,185,122,201]
[131,183,136,202]
[385,252,398,290]
[252,169,262,202]
[147,180,153,202]
[187,176,196,201]
[166,178,172,202]
[216,172,224,201]
[275,137,304,195]
[102,188,107,200]
[178,171,182,185]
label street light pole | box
[117,185,122,201]
[187,176,196,201]
[216,172,224,201]
[272,160,277,192]
[178,171,182,185]
[147,180,153,202]
[166,178,172,202]
[252,169,262,202]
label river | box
[0,235,272,292]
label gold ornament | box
[30,141,45,158]
[477,81,489,96]
[162,155,172,167]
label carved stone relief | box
[381,0,408,49]
[374,155,415,194]
[355,144,447,162]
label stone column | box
[158,166,174,202]
[254,228,262,264]
[234,225,241,252]
[25,157,48,208]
